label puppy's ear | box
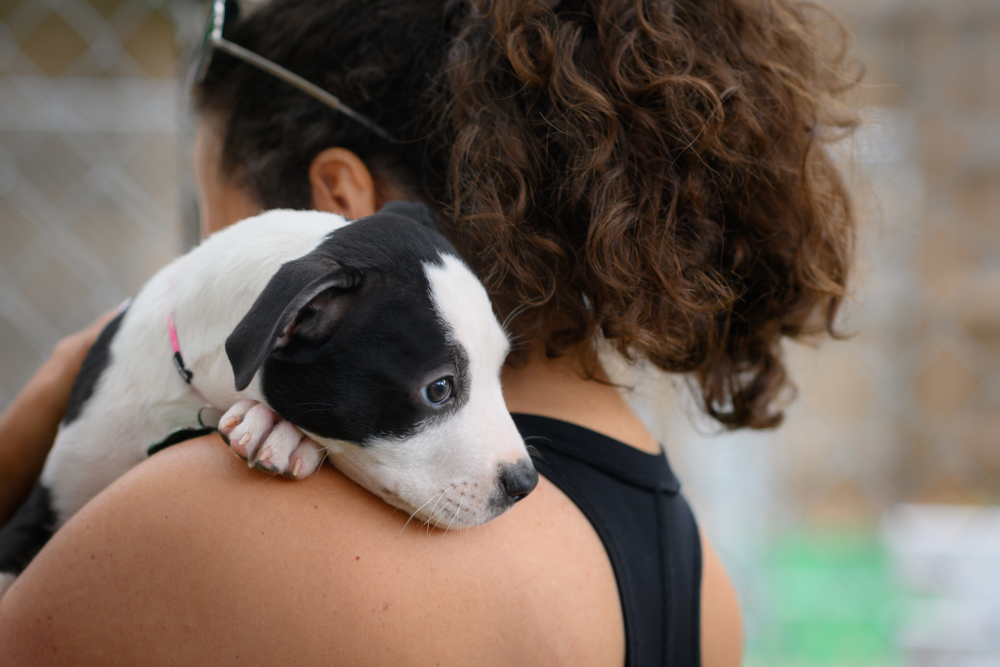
[226,259,362,391]
[380,200,438,231]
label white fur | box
[40,211,349,524]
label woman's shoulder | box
[0,434,624,666]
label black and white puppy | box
[0,202,537,597]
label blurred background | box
[1,0,998,665]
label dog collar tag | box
[172,351,194,384]
[168,314,194,385]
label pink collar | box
[168,314,194,385]
[146,313,220,454]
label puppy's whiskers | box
[502,302,532,334]
[423,490,451,533]
[282,403,336,419]
[521,435,551,462]
[506,333,531,353]
[443,494,465,538]
[396,490,445,539]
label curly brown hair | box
[195,0,859,430]
[438,0,859,428]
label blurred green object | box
[746,529,903,667]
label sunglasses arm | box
[209,36,394,142]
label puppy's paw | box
[218,401,323,479]
[219,400,274,461]
[256,421,324,479]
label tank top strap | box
[511,413,702,667]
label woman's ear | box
[308,147,379,219]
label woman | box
[0,0,855,664]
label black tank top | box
[512,413,702,667]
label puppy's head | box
[226,202,536,528]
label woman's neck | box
[501,344,661,454]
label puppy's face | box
[226,204,537,528]
[312,254,535,527]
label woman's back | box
[0,435,622,666]
[0,359,742,666]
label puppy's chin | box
[379,489,511,530]
[319,445,516,530]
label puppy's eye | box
[421,377,453,406]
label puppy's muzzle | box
[497,458,539,504]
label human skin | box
[0,120,743,666]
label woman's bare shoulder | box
[0,434,624,666]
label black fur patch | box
[0,483,56,576]
[227,208,469,446]
[380,200,438,232]
[63,308,127,425]
[264,214,463,444]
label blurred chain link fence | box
[781,0,1000,520]
[0,0,203,410]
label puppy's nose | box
[498,459,539,502]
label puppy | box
[0,202,537,597]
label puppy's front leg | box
[219,401,323,479]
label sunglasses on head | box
[188,0,394,142]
